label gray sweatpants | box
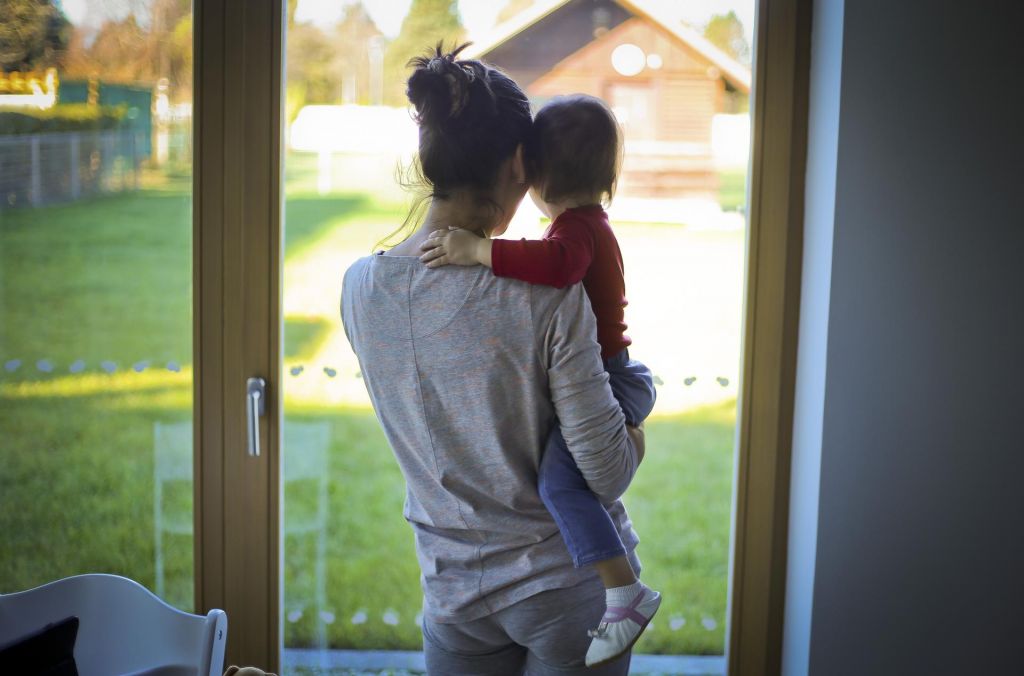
[422,577,631,675]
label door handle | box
[246,377,267,457]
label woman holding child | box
[341,43,659,674]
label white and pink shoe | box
[585,584,662,667]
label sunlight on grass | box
[0,368,191,400]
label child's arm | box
[419,228,493,268]
[419,218,595,289]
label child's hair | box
[526,94,623,206]
[381,42,533,248]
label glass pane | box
[0,0,194,611]
[282,1,753,672]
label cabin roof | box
[464,0,751,94]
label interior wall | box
[803,1,1024,674]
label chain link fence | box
[0,130,147,209]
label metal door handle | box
[246,377,267,457]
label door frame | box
[189,0,812,673]
[727,1,812,674]
[192,0,284,669]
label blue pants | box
[538,350,656,568]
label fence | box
[0,130,147,209]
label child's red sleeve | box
[491,218,595,289]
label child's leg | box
[604,350,657,427]
[537,427,629,570]
[538,421,661,666]
[537,351,658,576]
[581,350,661,667]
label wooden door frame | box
[193,0,284,670]
[728,1,812,675]
[188,0,811,672]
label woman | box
[341,44,644,675]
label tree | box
[382,0,464,105]
[497,0,533,25]
[333,2,385,104]
[286,22,339,106]
[285,3,385,122]
[0,0,70,71]
[703,11,750,65]
[76,15,150,82]
[60,0,192,98]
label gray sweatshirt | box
[341,253,640,623]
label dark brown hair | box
[526,94,622,206]
[380,43,532,247]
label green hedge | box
[0,104,127,135]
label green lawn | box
[717,168,747,212]
[0,167,736,657]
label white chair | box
[0,573,226,676]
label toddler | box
[419,94,661,667]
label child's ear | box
[512,144,526,185]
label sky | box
[59,0,756,45]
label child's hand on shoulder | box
[419,228,489,268]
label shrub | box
[0,103,127,135]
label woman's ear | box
[512,144,526,185]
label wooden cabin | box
[466,0,751,199]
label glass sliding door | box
[278,1,756,672]
[0,0,195,610]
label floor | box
[283,649,726,675]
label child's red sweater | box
[491,205,630,360]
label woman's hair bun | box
[406,42,479,129]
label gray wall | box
[802,1,1024,674]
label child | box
[418,93,661,667]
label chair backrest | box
[282,421,330,481]
[155,421,329,483]
[154,422,192,482]
[0,574,226,676]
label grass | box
[0,159,739,657]
[0,378,733,656]
[717,168,747,212]
[276,402,734,655]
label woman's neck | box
[389,195,497,256]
